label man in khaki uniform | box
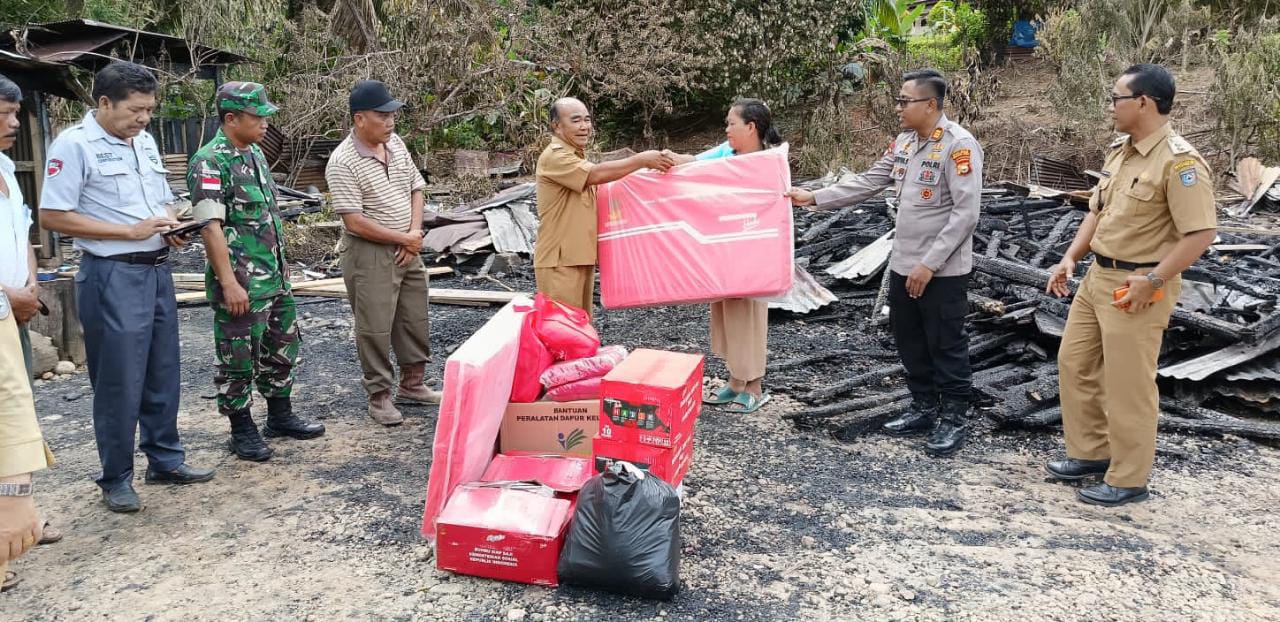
[534,97,675,320]
[1045,64,1216,506]
[0,74,51,592]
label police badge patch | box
[952,148,972,176]
[1180,168,1197,187]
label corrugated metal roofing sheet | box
[765,264,838,314]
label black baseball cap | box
[349,80,404,113]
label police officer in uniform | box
[534,97,675,320]
[1045,64,1216,506]
[789,69,983,457]
[189,82,324,461]
[40,62,214,513]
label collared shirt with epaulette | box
[39,110,174,257]
[188,129,288,302]
[1088,123,1216,264]
[813,115,984,277]
[534,136,598,268]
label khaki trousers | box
[535,265,596,321]
[340,234,432,396]
[710,298,768,382]
[1058,264,1180,488]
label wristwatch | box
[1145,272,1166,288]
[0,482,33,497]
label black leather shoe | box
[263,397,325,440]
[1045,457,1111,481]
[1078,482,1149,507]
[924,399,969,457]
[228,409,273,461]
[882,397,939,436]
[102,483,143,513]
[145,463,215,485]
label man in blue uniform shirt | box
[39,61,214,513]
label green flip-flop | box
[724,392,771,414]
[703,385,740,405]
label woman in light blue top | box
[670,98,781,414]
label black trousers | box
[888,271,972,402]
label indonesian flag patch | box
[47,158,63,178]
[199,163,221,191]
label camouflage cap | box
[216,81,278,117]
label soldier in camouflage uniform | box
[189,82,324,462]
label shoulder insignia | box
[883,140,896,157]
[952,148,973,176]
[47,159,64,178]
[1110,134,1129,149]
[1168,135,1194,155]
[549,143,563,150]
[930,127,944,142]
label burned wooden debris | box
[779,178,1280,444]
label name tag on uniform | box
[920,159,941,170]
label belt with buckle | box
[1093,254,1158,271]
[99,249,170,266]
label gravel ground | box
[5,273,1280,621]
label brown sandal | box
[37,520,63,545]
[2,570,20,592]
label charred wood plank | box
[975,255,1250,342]
[829,398,914,441]
[984,230,1005,258]
[796,230,860,259]
[767,349,853,372]
[802,363,905,403]
[784,388,913,420]
[801,333,1019,403]
[801,205,855,242]
[1030,211,1080,268]
[1159,415,1280,441]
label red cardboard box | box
[599,349,704,449]
[435,484,572,587]
[481,454,594,493]
[591,435,694,487]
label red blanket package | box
[545,376,602,402]
[421,298,527,542]
[510,302,553,403]
[540,345,629,389]
[533,293,600,360]
[595,144,794,308]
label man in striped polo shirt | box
[326,80,439,426]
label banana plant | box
[862,0,928,48]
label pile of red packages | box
[422,297,704,592]
[510,294,628,403]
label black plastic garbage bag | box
[557,461,681,599]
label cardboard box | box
[599,349,704,449]
[435,484,572,587]
[499,399,598,457]
[592,435,694,487]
